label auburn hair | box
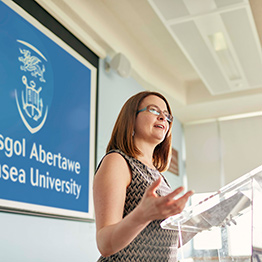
[106,91,173,172]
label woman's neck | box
[134,140,156,169]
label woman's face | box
[134,95,170,145]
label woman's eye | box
[149,109,159,115]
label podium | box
[161,165,262,262]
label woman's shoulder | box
[105,149,135,166]
[104,150,128,164]
[96,150,131,174]
[95,150,132,186]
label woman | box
[93,91,194,261]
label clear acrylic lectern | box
[161,165,262,262]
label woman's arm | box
[93,153,193,257]
[93,153,148,257]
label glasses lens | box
[161,111,172,122]
[148,105,173,122]
[166,114,173,122]
[148,106,160,115]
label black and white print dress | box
[96,149,178,262]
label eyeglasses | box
[137,104,173,123]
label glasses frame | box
[137,104,173,123]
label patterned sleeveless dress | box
[96,150,178,262]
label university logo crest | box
[15,40,49,134]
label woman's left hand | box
[136,177,194,223]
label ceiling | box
[34,0,262,123]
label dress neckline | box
[134,157,158,172]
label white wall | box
[0,57,186,262]
[185,115,262,193]
[0,212,98,262]
[163,119,186,189]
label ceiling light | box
[208,32,241,81]
[148,0,262,95]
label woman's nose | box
[158,112,167,121]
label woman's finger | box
[162,186,185,203]
[176,190,194,203]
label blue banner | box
[0,1,96,219]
